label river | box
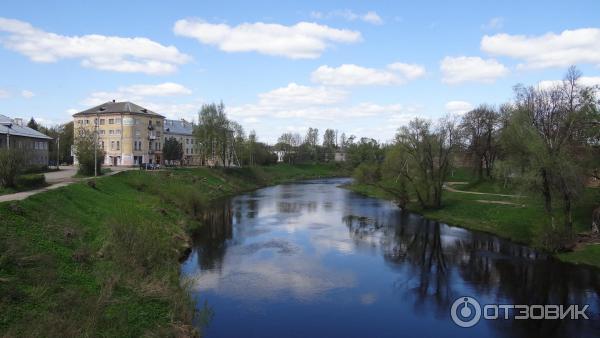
[181,178,600,338]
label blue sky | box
[1,0,599,143]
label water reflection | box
[182,178,600,338]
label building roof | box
[164,119,194,136]
[0,114,52,140]
[73,101,164,118]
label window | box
[108,118,114,124]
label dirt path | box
[444,182,523,198]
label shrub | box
[15,173,46,189]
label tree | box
[195,102,237,167]
[27,117,39,131]
[322,128,336,161]
[504,66,598,229]
[460,105,501,179]
[0,149,25,187]
[74,127,105,176]
[391,117,460,209]
[163,137,183,165]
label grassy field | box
[0,163,341,337]
[346,167,600,268]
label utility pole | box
[57,135,60,170]
[94,107,106,177]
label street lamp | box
[94,107,106,177]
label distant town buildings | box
[163,119,200,165]
[0,114,52,167]
[73,101,165,166]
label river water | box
[181,178,600,338]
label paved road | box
[0,166,137,203]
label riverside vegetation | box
[0,164,342,337]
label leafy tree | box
[74,127,105,176]
[391,117,460,209]
[460,104,501,179]
[163,137,183,164]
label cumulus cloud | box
[310,9,383,25]
[387,62,427,80]
[173,19,361,59]
[440,56,508,84]
[229,82,421,121]
[0,17,190,75]
[21,90,34,98]
[445,101,474,115]
[311,62,425,86]
[481,28,600,69]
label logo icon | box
[451,297,481,327]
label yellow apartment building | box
[73,101,165,166]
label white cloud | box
[310,9,383,25]
[258,83,347,106]
[387,62,426,80]
[445,101,474,115]
[481,28,600,69]
[481,17,504,30]
[0,89,9,99]
[173,19,361,59]
[440,56,508,84]
[229,83,420,121]
[82,82,192,106]
[537,76,600,90]
[21,90,34,98]
[311,62,425,86]
[311,64,398,86]
[0,17,190,75]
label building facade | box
[73,101,165,166]
[0,114,52,167]
[163,119,200,165]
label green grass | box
[346,169,600,269]
[0,163,341,337]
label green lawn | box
[0,163,341,337]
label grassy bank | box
[0,163,341,337]
[345,170,600,268]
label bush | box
[16,174,46,189]
[353,163,381,184]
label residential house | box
[73,101,165,166]
[163,119,201,165]
[0,114,52,167]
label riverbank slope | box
[344,178,600,268]
[0,164,342,337]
